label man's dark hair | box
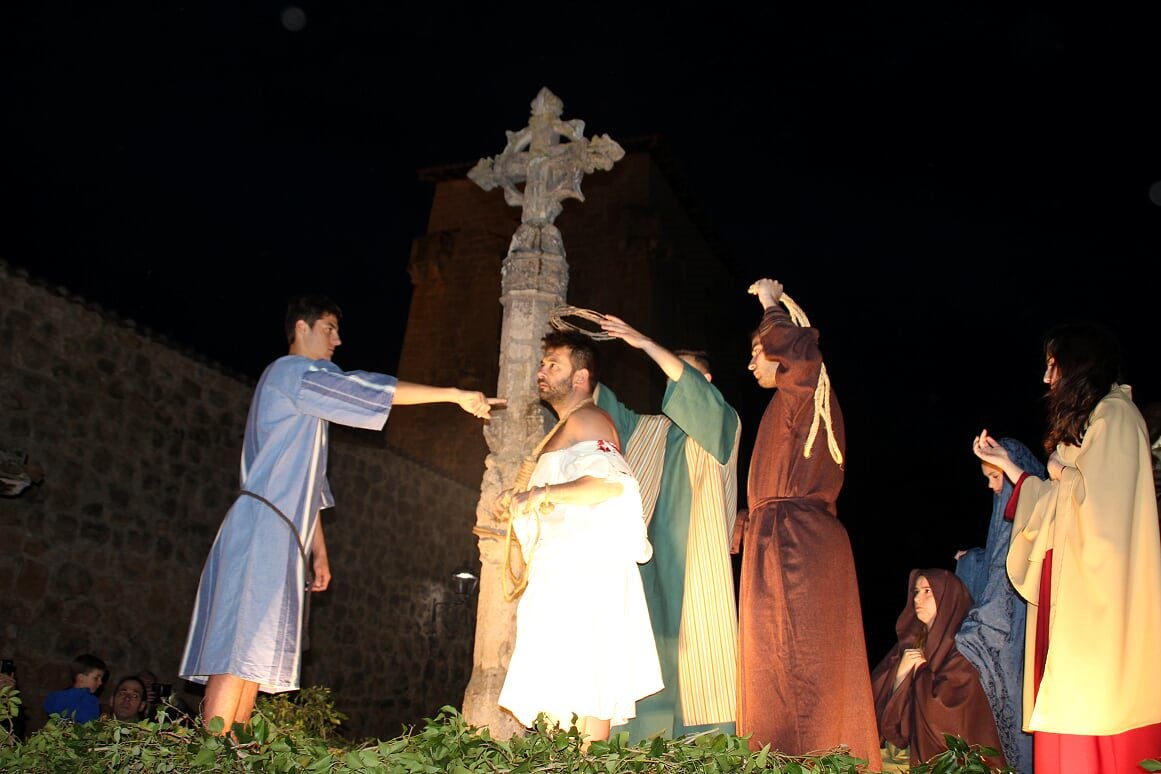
[70,653,107,679]
[542,330,599,386]
[284,295,342,344]
[673,348,711,375]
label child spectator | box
[43,654,106,724]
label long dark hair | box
[1042,322,1121,455]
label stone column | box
[461,88,624,737]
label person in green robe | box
[595,314,741,739]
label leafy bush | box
[0,683,21,746]
[7,685,1151,773]
[906,734,1010,774]
[254,685,347,741]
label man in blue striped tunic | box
[179,294,501,733]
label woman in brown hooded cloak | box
[870,568,1004,769]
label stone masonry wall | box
[0,262,479,740]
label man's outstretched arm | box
[599,314,685,382]
[393,381,505,419]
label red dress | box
[1007,473,1161,774]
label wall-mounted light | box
[451,569,479,596]
[429,569,480,635]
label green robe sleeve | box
[661,362,740,463]
[594,382,642,447]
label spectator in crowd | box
[108,675,148,722]
[136,669,160,717]
[43,653,106,724]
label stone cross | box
[461,87,624,737]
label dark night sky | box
[4,3,1160,656]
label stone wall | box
[0,261,479,740]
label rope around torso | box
[501,397,595,600]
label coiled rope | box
[778,293,843,466]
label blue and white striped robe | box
[180,355,396,693]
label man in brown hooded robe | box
[732,278,880,769]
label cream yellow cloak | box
[1007,384,1161,735]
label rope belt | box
[731,496,832,554]
[748,495,819,509]
[238,489,316,652]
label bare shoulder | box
[562,404,618,445]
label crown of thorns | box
[547,305,615,340]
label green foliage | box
[903,734,1161,774]
[255,686,348,741]
[0,683,21,746]
[907,734,1012,774]
[0,686,1023,773]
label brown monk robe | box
[733,294,881,770]
[871,569,1005,770]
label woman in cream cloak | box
[974,322,1161,773]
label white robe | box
[499,440,663,728]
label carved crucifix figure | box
[461,88,624,737]
[469,87,625,257]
